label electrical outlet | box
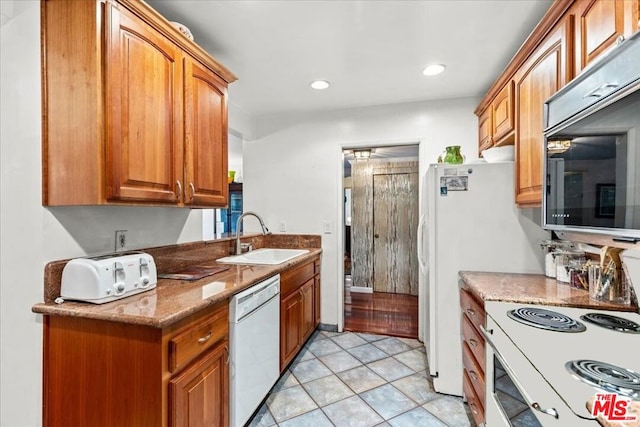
[322,221,332,234]
[279,221,287,232]
[115,230,128,251]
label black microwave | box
[543,30,640,241]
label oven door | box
[483,316,592,427]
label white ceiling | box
[147,0,553,118]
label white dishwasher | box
[229,274,280,427]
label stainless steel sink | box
[216,248,309,265]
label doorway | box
[342,145,419,338]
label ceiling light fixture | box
[310,80,330,90]
[422,64,446,76]
[353,149,371,161]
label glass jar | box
[443,146,464,164]
[540,240,574,278]
[555,249,585,283]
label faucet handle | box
[240,243,254,253]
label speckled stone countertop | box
[32,234,322,328]
[459,271,638,312]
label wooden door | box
[314,275,321,326]
[300,280,315,341]
[576,0,626,72]
[105,4,183,204]
[280,292,301,371]
[515,19,572,206]
[491,81,515,143]
[184,57,229,207]
[170,342,229,427]
[478,107,493,153]
[372,172,419,295]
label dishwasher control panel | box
[229,274,280,323]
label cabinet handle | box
[469,370,479,381]
[583,82,618,99]
[469,402,479,415]
[469,338,478,348]
[532,402,559,419]
[176,180,183,199]
[189,182,195,202]
[466,308,476,317]
[197,331,212,344]
[224,344,229,366]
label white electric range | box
[483,250,640,427]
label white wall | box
[243,98,479,327]
[0,4,204,425]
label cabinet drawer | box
[463,369,485,426]
[462,342,486,405]
[281,261,314,296]
[461,314,485,372]
[169,306,228,373]
[460,288,485,332]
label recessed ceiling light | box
[310,80,330,90]
[422,64,446,76]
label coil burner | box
[580,313,640,334]
[566,360,640,400]
[507,307,587,332]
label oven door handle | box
[480,325,560,420]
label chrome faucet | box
[235,211,271,255]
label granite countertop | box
[32,234,322,328]
[459,271,638,312]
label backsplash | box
[43,234,321,303]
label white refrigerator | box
[417,161,549,396]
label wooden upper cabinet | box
[574,0,629,73]
[491,81,515,143]
[41,0,236,207]
[477,81,514,156]
[515,19,573,206]
[184,57,229,206]
[478,107,493,153]
[105,3,184,204]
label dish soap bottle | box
[443,145,464,164]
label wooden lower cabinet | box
[170,341,229,427]
[280,256,321,371]
[460,287,487,426]
[42,301,229,427]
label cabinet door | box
[478,106,493,154]
[314,275,321,327]
[184,57,229,207]
[300,280,315,341]
[280,292,302,371]
[515,20,572,206]
[491,81,514,143]
[105,4,183,204]
[170,341,229,427]
[576,0,626,72]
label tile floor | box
[248,330,475,427]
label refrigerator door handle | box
[417,214,427,274]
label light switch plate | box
[322,221,332,234]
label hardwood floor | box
[343,287,419,339]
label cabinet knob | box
[374,234,380,238]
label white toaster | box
[60,252,157,304]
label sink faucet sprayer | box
[235,211,271,255]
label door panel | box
[105,5,183,203]
[184,57,228,206]
[372,172,419,295]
